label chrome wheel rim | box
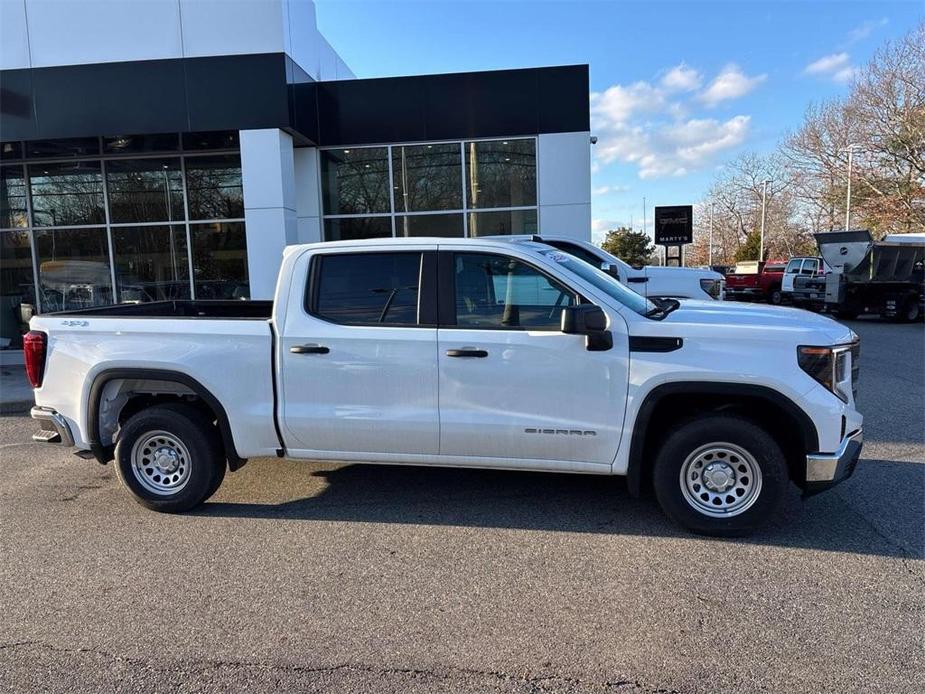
[679,442,762,518]
[131,430,191,496]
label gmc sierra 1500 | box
[27,237,862,535]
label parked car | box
[782,256,829,311]
[27,237,862,535]
[493,235,725,300]
[725,259,787,304]
[816,231,924,322]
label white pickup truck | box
[498,235,725,301]
[27,237,862,535]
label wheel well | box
[627,386,816,496]
[88,370,245,470]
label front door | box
[437,251,626,466]
[279,249,439,458]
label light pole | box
[708,200,715,266]
[844,144,859,230]
[759,179,771,262]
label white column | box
[294,147,323,244]
[240,128,297,300]
[537,131,592,241]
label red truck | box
[724,259,787,304]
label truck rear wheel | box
[767,288,782,305]
[114,403,225,513]
[652,415,788,536]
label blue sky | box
[315,1,923,241]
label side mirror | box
[561,305,612,351]
[600,261,620,279]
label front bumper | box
[31,406,74,446]
[804,428,863,494]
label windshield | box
[537,248,656,316]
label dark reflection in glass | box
[321,148,390,215]
[0,230,36,346]
[182,131,240,151]
[35,227,113,311]
[103,133,180,155]
[28,161,105,227]
[1,165,28,228]
[315,253,421,326]
[1,142,23,160]
[26,138,100,159]
[185,155,244,220]
[113,225,190,303]
[466,139,536,209]
[396,213,464,237]
[392,143,462,212]
[107,158,185,223]
[323,216,392,241]
[190,222,249,299]
[468,209,538,237]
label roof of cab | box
[284,236,554,255]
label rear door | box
[279,248,439,458]
[782,258,802,292]
[436,249,625,466]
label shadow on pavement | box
[195,455,924,560]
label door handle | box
[446,349,488,358]
[290,344,330,355]
[627,276,649,283]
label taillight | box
[23,330,47,389]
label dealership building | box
[0,0,592,346]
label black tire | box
[901,296,921,323]
[114,403,225,513]
[652,415,789,536]
[767,288,783,305]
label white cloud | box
[698,64,766,106]
[847,18,888,44]
[803,52,855,83]
[592,184,630,196]
[661,63,702,92]
[590,81,665,123]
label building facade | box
[0,0,591,346]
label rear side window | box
[312,252,421,326]
[453,253,576,330]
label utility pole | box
[708,201,715,266]
[844,144,858,230]
[759,179,771,262]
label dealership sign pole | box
[654,205,693,268]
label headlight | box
[700,278,723,299]
[798,343,858,402]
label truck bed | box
[44,300,273,320]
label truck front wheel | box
[114,403,226,513]
[653,415,788,535]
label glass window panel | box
[112,225,190,303]
[392,143,462,212]
[314,252,421,326]
[1,165,28,229]
[323,216,392,242]
[395,213,464,238]
[1,142,23,160]
[103,133,180,155]
[29,161,106,227]
[190,222,249,299]
[107,158,185,223]
[35,227,113,311]
[0,230,36,345]
[26,137,100,159]
[453,253,576,331]
[467,209,538,237]
[321,148,390,215]
[185,155,244,220]
[182,131,240,151]
[465,139,536,209]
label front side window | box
[785,259,801,274]
[312,252,421,326]
[453,253,576,330]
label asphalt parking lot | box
[1,317,922,693]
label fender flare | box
[625,382,819,496]
[86,368,245,470]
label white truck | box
[495,235,726,301]
[27,237,862,535]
